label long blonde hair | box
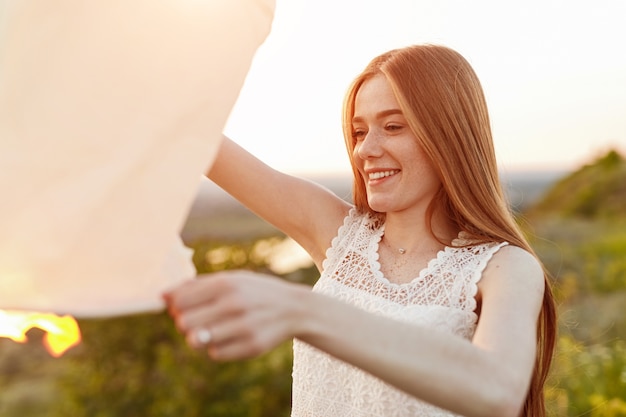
[342,44,556,417]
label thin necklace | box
[382,234,406,255]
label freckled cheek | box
[416,169,442,192]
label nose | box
[355,130,384,160]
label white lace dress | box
[291,208,508,417]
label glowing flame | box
[0,310,81,357]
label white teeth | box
[369,170,399,180]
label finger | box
[165,275,224,312]
[186,321,234,353]
[187,326,213,350]
[203,314,284,361]
[208,333,271,361]
[173,290,247,333]
[173,302,217,333]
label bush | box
[546,336,626,417]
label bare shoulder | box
[480,244,545,299]
[488,244,542,271]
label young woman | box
[166,44,557,417]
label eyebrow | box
[352,109,404,124]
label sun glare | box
[0,310,81,357]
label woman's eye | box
[352,129,366,140]
[386,124,402,131]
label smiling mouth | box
[368,170,399,180]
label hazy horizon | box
[183,166,566,244]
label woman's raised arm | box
[207,136,351,266]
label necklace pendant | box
[398,248,406,255]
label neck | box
[382,211,458,253]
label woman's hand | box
[164,270,307,360]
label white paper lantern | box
[0,0,275,317]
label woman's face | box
[351,75,441,216]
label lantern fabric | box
[0,0,275,317]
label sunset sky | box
[224,0,626,176]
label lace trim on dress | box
[321,208,508,312]
[461,239,509,314]
[321,208,382,275]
